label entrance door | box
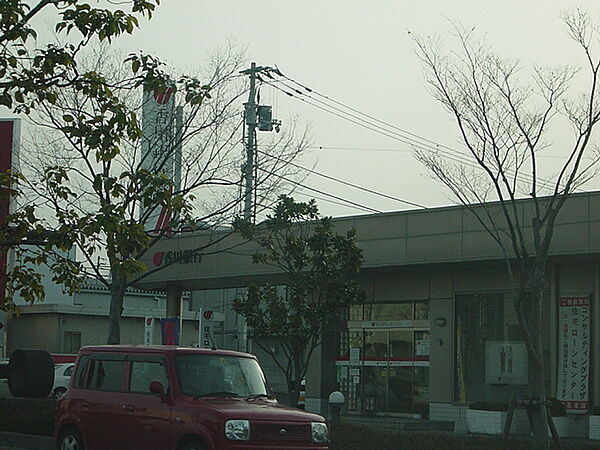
[361,329,429,416]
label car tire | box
[58,428,85,450]
[53,387,67,400]
[179,439,207,450]
[8,349,54,398]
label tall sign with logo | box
[197,309,225,349]
[556,296,590,413]
[141,87,182,233]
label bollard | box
[328,391,345,427]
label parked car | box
[52,363,74,399]
[55,345,329,450]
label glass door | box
[388,330,414,413]
[360,329,430,416]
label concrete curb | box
[0,431,54,450]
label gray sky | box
[45,1,600,216]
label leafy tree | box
[412,10,600,447]
[233,195,364,407]
[18,41,308,344]
[0,0,162,310]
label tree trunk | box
[106,275,127,345]
[516,282,551,449]
[287,351,304,408]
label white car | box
[51,363,73,399]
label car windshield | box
[174,354,270,398]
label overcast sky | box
[40,1,600,217]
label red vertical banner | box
[0,121,14,308]
[160,317,180,345]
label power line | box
[267,74,545,186]
[265,82,493,173]
[256,148,427,209]
[292,189,377,213]
[257,166,382,214]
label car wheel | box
[53,387,67,400]
[179,439,207,450]
[59,429,85,450]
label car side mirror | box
[149,381,166,401]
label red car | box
[55,345,328,450]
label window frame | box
[74,353,127,392]
[126,355,170,395]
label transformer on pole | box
[240,62,281,222]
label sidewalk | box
[0,431,54,450]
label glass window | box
[64,365,74,377]
[363,331,387,359]
[175,354,268,398]
[129,361,169,393]
[349,304,363,321]
[415,302,429,320]
[365,303,413,321]
[74,356,89,388]
[454,293,527,402]
[389,330,413,359]
[86,360,125,392]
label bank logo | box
[153,87,174,105]
[152,249,201,267]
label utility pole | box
[240,62,281,222]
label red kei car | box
[55,345,329,450]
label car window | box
[86,359,125,392]
[64,365,74,377]
[129,361,169,394]
[175,354,268,397]
[73,356,89,388]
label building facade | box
[5,191,600,436]
[133,191,600,434]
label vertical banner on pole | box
[0,120,19,310]
[556,296,590,413]
[144,317,154,345]
[160,318,180,345]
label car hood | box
[192,398,325,422]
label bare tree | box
[20,42,310,344]
[413,10,600,447]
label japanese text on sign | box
[556,296,590,413]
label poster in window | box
[556,296,590,413]
[485,341,528,385]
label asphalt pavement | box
[0,431,54,450]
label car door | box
[117,355,172,450]
[73,354,126,450]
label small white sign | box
[353,376,360,385]
[415,339,430,356]
[349,368,360,376]
[144,317,154,345]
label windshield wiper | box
[194,391,239,399]
[246,393,270,400]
